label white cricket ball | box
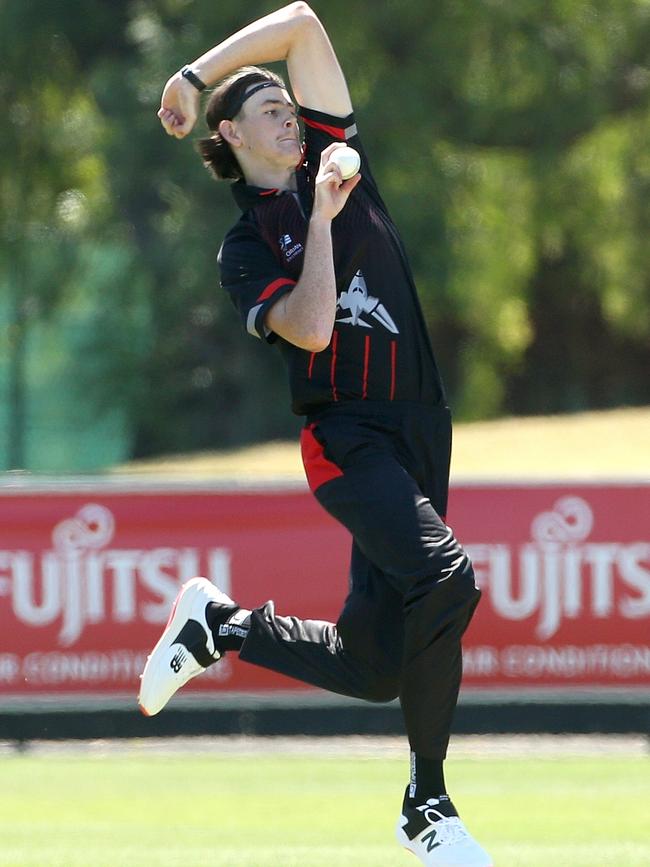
[330,146,361,180]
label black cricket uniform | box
[218,107,480,759]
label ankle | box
[408,752,447,802]
[205,603,251,652]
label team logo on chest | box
[279,233,304,262]
[336,270,399,333]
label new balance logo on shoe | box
[414,799,445,851]
[169,648,187,673]
[139,578,237,717]
[397,788,493,866]
[421,828,440,853]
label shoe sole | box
[396,823,493,866]
[401,852,492,867]
[400,846,493,867]
[138,577,220,716]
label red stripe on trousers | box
[390,340,397,400]
[330,330,339,401]
[362,335,371,398]
[308,352,316,379]
[300,424,344,493]
[302,117,346,141]
[256,277,295,302]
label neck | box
[242,165,297,192]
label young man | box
[139,5,492,865]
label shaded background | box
[2,0,650,472]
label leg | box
[141,407,478,756]
[299,413,490,865]
[306,440,480,758]
[240,541,403,703]
[139,545,405,716]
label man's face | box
[234,85,301,170]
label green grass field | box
[1,745,649,866]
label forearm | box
[266,215,336,352]
[189,2,314,87]
[159,2,351,139]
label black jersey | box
[218,106,445,415]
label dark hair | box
[197,66,287,181]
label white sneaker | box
[396,793,493,866]
[138,577,236,716]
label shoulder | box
[218,213,261,262]
[299,105,357,142]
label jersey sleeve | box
[298,105,384,202]
[218,223,296,343]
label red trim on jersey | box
[302,116,346,141]
[362,335,371,399]
[295,142,308,170]
[300,424,344,493]
[390,340,397,400]
[256,277,296,302]
[307,352,316,379]
[259,188,279,197]
[330,330,339,401]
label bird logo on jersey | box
[336,270,399,333]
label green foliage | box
[2,0,650,469]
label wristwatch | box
[180,65,206,92]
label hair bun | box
[196,133,242,180]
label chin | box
[278,140,301,158]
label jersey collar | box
[231,153,311,212]
[231,179,286,211]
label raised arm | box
[265,142,361,351]
[159,2,352,139]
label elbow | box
[300,326,333,353]
[286,2,319,28]
[283,3,327,62]
[287,2,315,18]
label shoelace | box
[415,802,471,847]
[427,816,470,846]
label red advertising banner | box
[453,484,650,691]
[0,481,648,702]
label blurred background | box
[2,0,650,473]
[1,4,649,865]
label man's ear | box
[219,119,242,148]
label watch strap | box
[181,65,206,92]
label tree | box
[2,0,649,471]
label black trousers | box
[239,400,480,759]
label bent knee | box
[405,553,481,619]
[413,549,477,593]
[362,675,400,704]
